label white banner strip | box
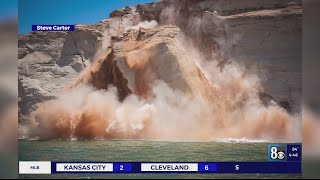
[56,163,113,172]
[19,161,51,174]
[141,163,198,172]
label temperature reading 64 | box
[287,144,301,161]
[289,147,299,158]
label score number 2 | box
[114,163,132,172]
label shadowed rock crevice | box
[89,49,132,101]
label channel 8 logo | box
[268,144,287,161]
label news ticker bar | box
[19,162,301,174]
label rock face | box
[158,0,302,111]
[74,26,218,102]
[18,26,105,120]
[18,0,302,120]
[218,5,302,112]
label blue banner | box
[32,25,74,32]
[48,162,301,174]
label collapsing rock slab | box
[75,25,219,102]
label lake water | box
[19,139,301,179]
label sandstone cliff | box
[19,0,302,141]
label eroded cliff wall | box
[18,0,302,141]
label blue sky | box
[18,0,155,34]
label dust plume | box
[21,6,301,142]
[22,47,300,142]
[130,20,158,30]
